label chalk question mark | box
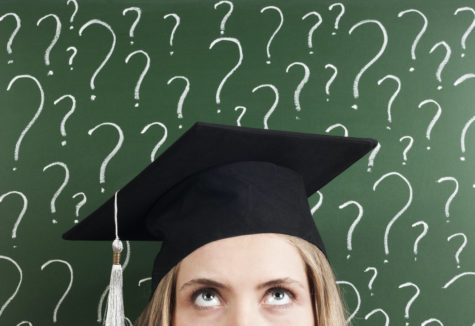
[377,74,401,130]
[324,63,337,102]
[335,281,360,323]
[398,282,420,326]
[399,136,413,165]
[72,192,86,224]
[234,106,246,126]
[436,176,458,222]
[66,46,77,70]
[140,121,168,162]
[310,191,323,215]
[301,11,322,54]
[42,162,70,224]
[0,191,27,245]
[66,0,78,30]
[348,19,388,109]
[122,7,141,45]
[214,1,233,35]
[411,221,428,261]
[418,99,442,150]
[167,76,190,128]
[260,6,283,64]
[79,19,116,101]
[40,259,73,323]
[363,267,377,296]
[397,9,428,72]
[328,3,345,35]
[163,13,180,56]
[36,14,61,76]
[252,83,279,130]
[365,309,389,325]
[6,74,45,171]
[285,62,310,119]
[367,141,381,172]
[209,37,243,110]
[459,115,475,164]
[88,122,124,193]
[429,41,451,90]
[453,7,475,58]
[325,123,348,137]
[125,49,151,108]
[373,172,413,263]
[140,122,167,162]
[0,255,22,318]
[53,94,76,146]
[0,12,21,64]
[447,233,467,269]
[338,200,363,260]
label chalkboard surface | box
[1,0,474,325]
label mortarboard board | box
[63,121,378,304]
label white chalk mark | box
[41,259,73,323]
[42,162,69,214]
[460,115,475,161]
[411,221,428,259]
[72,192,86,222]
[122,7,141,44]
[54,94,76,146]
[324,64,337,97]
[252,84,279,130]
[260,6,283,64]
[214,1,233,35]
[79,19,116,99]
[442,271,475,288]
[36,14,61,74]
[0,191,27,239]
[66,0,78,29]
[365,309,389,325]
[0,255,22,318]
[454,7,475,57]
[377,75,400,125]
[325,123,348,137]
[140,122,168,162]
[16,322,33,326]
[335,280,360,323]
[328,3,345,35]
[418,99,442,150]
[234,106,246,127]
[338,200,363,258]
[399,136,413,164]
[163,13,180,55]
[397,9,428,61]
[6,74,45,168]
[367,141,381,172]
[138,277,152,287]
[66,46,77,69]
[363,267,378,295]
[454,73,475,86]
[87,122,124,192]
[0,12,21,62]
[429,41,451,88]
[167,76,190,119]
[310,191,323,215]
[209,37,243,105]
[436,177,458,218]
[447,233,467,268]
[348,20,388,100]
[285,62,310,113]
[398,282,420,321]
[302,11,322,53]
[125,49,151,106]
[421,318,444,326]
[373,172,413,259]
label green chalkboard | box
[1,0,474,325]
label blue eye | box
[191,286,295,309]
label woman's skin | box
[173,233,315,326]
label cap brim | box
[62,121,378,241]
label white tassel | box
[104,191,125,326]
[104,239,125,326]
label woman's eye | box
[192,288,221,309]
[263,287,295,307]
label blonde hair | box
[135,234,352,326]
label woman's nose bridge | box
[227,296,265,326]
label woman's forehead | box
[176,233,308,287]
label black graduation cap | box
[63,121,377,300]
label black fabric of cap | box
[62,121,378,300]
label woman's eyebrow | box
[179,277,304,292]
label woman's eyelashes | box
[190,286,296,310]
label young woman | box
[135,232,352,326]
